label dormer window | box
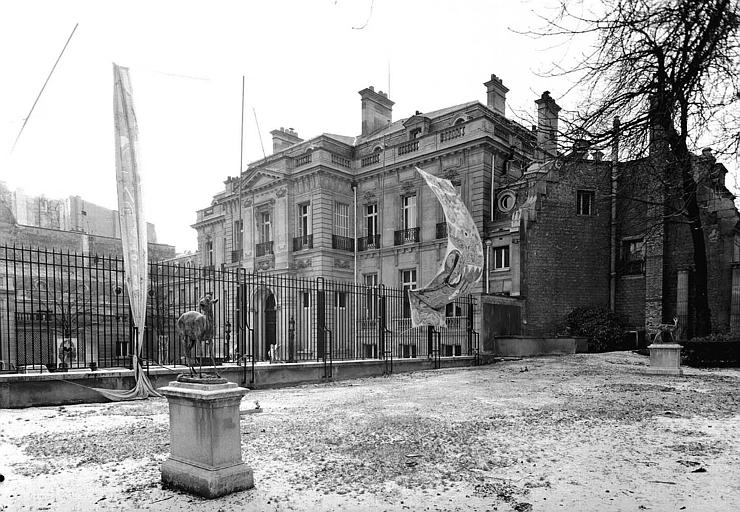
[454,117,465,126]
[409,128,422,140]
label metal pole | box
[13,23,78,153]
[485,240,492,294]
[353,182,358,355]
[238,76,245,262]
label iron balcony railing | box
[394,227,420,245]
[357,234,381,251]
[256,241,274,257]
[332,235,355,252]
[436,222,447,239]
[293,234,313,251]
[231,249,242,263]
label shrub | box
[681,333,740,367]
[560,306,625,352]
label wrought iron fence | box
[0,245,478,375]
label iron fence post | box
[288,315,295,363]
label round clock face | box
[497,191,516,213]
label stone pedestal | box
[160,380,254,498]
[647,343,683,376]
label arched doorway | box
[264,293,277,359]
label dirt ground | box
[1,352,739,511]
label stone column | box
[243,199,255,271]
[731,265,740,336]
[160,380,253,498]
[676,269,690,339]
[644,219,665,327]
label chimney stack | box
[572,139,591,159]
[535,91,561,155]
[484,74,509,116]
[359,86,394,136]
[270,127,303,154]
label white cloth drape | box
[408,166,484,328]
[98,64,159,400]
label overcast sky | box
[2,0,731,253]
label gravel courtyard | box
[1,352,739,511]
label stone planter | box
[647,343,683,376]
[160,380,253,498]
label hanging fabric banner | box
[408,166,484,328]
[98,64,159,400]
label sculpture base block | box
[176,374,227,384]
[162,458,253,498]
[159,380,251,499]
[647,343,683,376]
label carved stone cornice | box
[401,180,416,195]
[255,199,276,212]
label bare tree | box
[532,0,740,335]
[34,276,94,367]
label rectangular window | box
[401,269,417,318]
[302,291,311,309]
[260,212,272,242]
[577,190,595,215]
[115,340,128,357]
[366,204,378,236]
[206,240,214,266]
[335,291,347,309]
[402,195,417,230]
[621,238,645,274]
[364,273,378,318]
[335,202,350,237]
[493,246,510,270]
[445,303,462,317]
[234,219,243,250]
[623,239,645,261]
[297,203,311,236]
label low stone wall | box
[494,336,585,357]
[0,356,485,408]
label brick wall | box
[522,159,612,335]
[615,155,740,335]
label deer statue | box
[177,293,219,377]
[646,317,680,344]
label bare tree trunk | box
[679,155,712,336]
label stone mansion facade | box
[195,74,546,305]
[193,74,740,341]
